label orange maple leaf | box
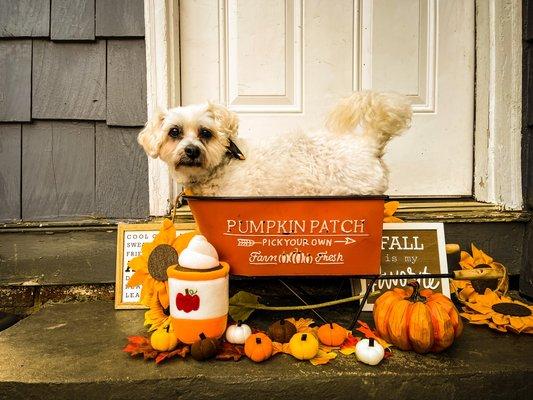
[339,333,359,355]
[356,321,393,355]
[123,336,159,360]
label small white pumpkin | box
[225,321,252,344]
[355,338,385,366]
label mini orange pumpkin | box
[317,322,348,346]
[373,281,463,353]
[244,333,273,362]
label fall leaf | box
[216,342,246,361]
[123,336,189,364]
[310,349,337,366]
[155,345,189,364]
[229,291,261,322]
[285,317,315,332]
[123,336,158,360]
[272,341,291,356]
[339,333,359,355]
[383,201,403,223]
[356,321,393,355]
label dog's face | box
[138,103,242,183]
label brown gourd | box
[373,281,463,353]
[267,319,297,343]
[190,333,219,361]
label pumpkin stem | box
[165,324,170,333]
[256,337,262,344]
[237,320,242,327]
[280,319,285,325]
[329,323,334,329]
[369,338,375,347]
[301,333,307,341]
[199,333,206,340]
[407,281,426,302]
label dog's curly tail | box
[325,91,412,153]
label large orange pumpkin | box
[373,281,463,353]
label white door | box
[179,0,475,197]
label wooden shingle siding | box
[22,122,95,220]
[0,0,148,220]
[0,40,31,122]
[0,0,50,37]
[107,40,147,126]
[32,40,106,120]
[0,124,21,221]
[95,124,148,218]
[96,0,145,37]
[51,0,96,41]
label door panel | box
[180,0,474,196]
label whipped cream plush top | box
[178,235,220,270]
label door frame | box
[143,0,523,216]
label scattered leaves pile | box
[123,318,392,365]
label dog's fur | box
[138,91,412,196]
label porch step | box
[0,301,531,400]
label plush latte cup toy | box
[167,235,230,344]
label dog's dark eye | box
[168,127,182,138]
[199,128,212,140]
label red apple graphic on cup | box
[176,289,200,313]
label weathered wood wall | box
[0,0,148,221]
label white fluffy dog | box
[138,91,412,196]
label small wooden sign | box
[356,222,451,311]
[115,222,196,309]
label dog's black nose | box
[184,145,200,159]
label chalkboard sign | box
[115,222,196,309]
[356,222,450,311]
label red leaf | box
[339,333,359,355]
[123,336,158,359]
[155,345,190,364]
[123,336,189,364]
[355,321,393,357]
[216,342,246,361]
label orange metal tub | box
[185,196,386,277]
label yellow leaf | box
[272,342,291,355]
[339,347,356,356]
[285,318,315,332]
[310,349,337,366]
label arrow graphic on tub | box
[334,237,357,245]
[237,238,261,247]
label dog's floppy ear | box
[138,109,166,158]
[207,102,239,139]
[227,139,246,160]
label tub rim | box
[184,194,389,201]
